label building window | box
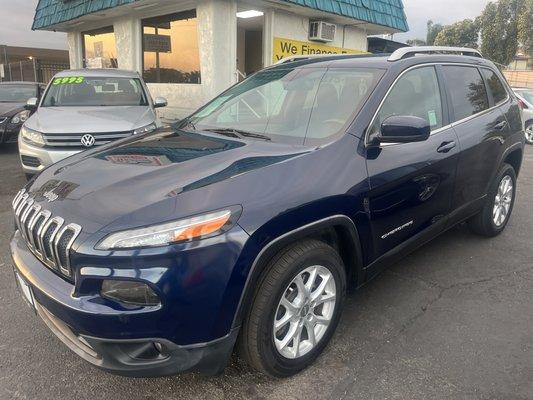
[142,10,201,84]
[82,27,118,68]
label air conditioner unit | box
[309,21,336,42]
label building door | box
[236,12,264,81]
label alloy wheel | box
[493,175,513,227]
[273,265,336,359]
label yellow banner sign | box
[272,37,365,63]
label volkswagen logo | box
[80,134,96,147]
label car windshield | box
[42,76,148,107]
[0,85,37,103]
[517,89,533,105]
[184,67,384,144]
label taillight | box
[518,98,528,110]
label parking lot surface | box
[0,143,532,400]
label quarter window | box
[442,66,489,122]
[481,68,508,105]
[142,11,201,84]
[370,66,443,138]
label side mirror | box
[25,97,39,111]
[153,97,167,108]
[376,115,430,144]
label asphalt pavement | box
[0,143,531,400]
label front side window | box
[186,67,384,144]
[0,85,37,102]
[142,10,201,84]
[369,66,443,139]
[442,66,489,122]
[83,27,117,68]
[481,68,508,105]
[42,77,148,107]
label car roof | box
[53,69,140,78]
[267,53,495,71]
[0,81,41,85]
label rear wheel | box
[239,239,346,377]
[468,163,516,237]
[525,122,533,145]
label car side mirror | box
[376,115,430,144]
[25,97,39,111]
[153,97,167,108]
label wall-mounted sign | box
[272,37,365,63]
[143,34,172,53]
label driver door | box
[365,65,459,259]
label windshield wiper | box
[205,128,271,141]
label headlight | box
[11,110,31,124]
[133,123,156,135]
[101,280,160,306]
[96,208,239,250]
[20,125,45,147]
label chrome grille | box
[0,117,7,124]
[43,131,132,148]
[12,188,81,279]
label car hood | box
[0,102,25,117]
[27,129,310,235]
[25,106,155,133]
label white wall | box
[271,10,368,58]
[67,32,83,69]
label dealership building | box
[32,0,408,118]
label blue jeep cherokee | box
[11,47,524,378]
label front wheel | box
[238,239,346,377]
[468,163,517,237]
[525,122,533,145]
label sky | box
[0,0,492,50]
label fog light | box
[101,280,160,306]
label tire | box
[238,239,346,377]
[468,163,517,237]
[525,122,533,145]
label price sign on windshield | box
[52,76,85,85]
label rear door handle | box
[437,141,456,153]
[494,120,508,131]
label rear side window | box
[370,66,443,137]
[481,68,508,105]
[442,66,489,122]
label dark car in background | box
[0,82,44,145]
[10,47,524,378]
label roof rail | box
[388,46,483,62]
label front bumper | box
[33,299,238,376]
[0,119,22,144]
[18,137,80,174]
[11,227,248,376]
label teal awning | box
[33,0,408,32]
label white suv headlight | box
[96,208,239,250]
[133,123,156,135]
[20,125,45,147]
[11,110,31,124]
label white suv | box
[19,69,167,178]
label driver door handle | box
[493,120,508,131]
[437,141,456,153]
